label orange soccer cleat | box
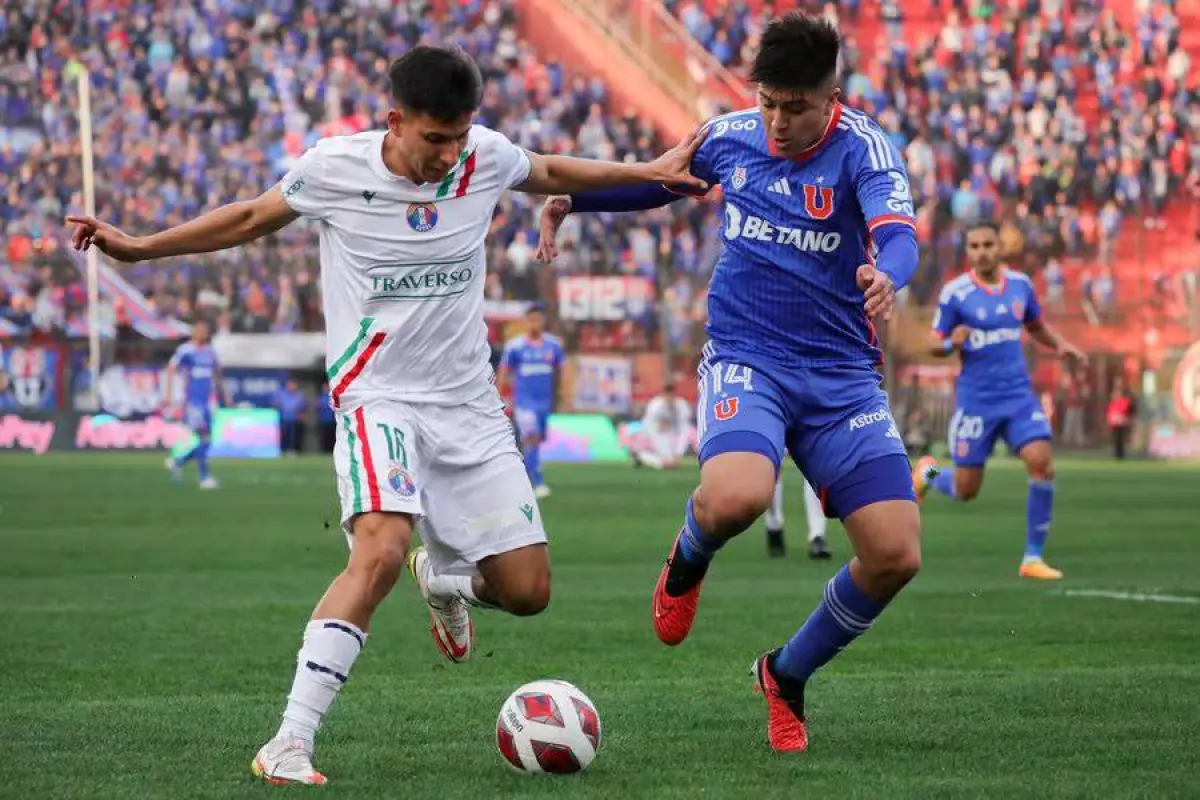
[651,529,709,646]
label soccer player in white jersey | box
[631,375,693,469]
[67,45,705,785]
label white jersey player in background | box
[764,476,832,561]
[632,375,693,470]
[67,45,706,786]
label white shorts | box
[333,387,546,575]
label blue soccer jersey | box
[169,341,220,433]
[689,104,917,370]
[932,269,1051,465]
[502,334,563,438]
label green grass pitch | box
[1,453,1197,798]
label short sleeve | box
[1022,281,1043,323]
[852,127,918,235]
[169,345,190,369]
[278,145,340,220]
[501,339,520,370]
[481,128,533,190]
[932,284,961,337]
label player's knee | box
[695,481,773,534]
[348,515,412,593]
[869,542,922,589]
[499,571,551,616]
[1028,460,1054,482]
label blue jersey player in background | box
[163,320,225,489]
[498,303,564,499]
[914,222,1086,579]
[537,13,922,754]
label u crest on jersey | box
[802,184,835,220]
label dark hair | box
[966,221,1001,236]
[750,12,840,91]
[388,45,483,121]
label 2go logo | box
[712,118,758,137]
[884,170,914,217]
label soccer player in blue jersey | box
[498,303,564,498]
[163,320,225,489]
[913,222,1086,579]
[536,12,921,753]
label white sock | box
[765,478,785,531]
[803,481,827,542]
[426,570,500,609]
[277,619,366,745]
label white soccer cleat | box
[199,476,219,490]
[165,456,182,482]
[407,546,474,663]
[251,736,327,786]
[534,484,552,499]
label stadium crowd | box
[0,0,720,339]
[669,0,1200,306]
[0,0,1197,342]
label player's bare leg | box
[920,459,985,503]
[1016,439,1062,579]
[253,511,414,786]
[654,452,776,645]
[409,541,550,661]
[755,457,921,753]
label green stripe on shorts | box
[341,413,363,515]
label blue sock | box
[176,444,199,466]
[525,443,543,487]
[1024,479,1054,560]
[195,441,211,480]
[931,467,957,499]
[676,496,725,567]
[774,565,890,685]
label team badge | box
[713,397,739,421]
[976,308,987,320]
[387,461,417,498]
[1011,301,1024,321]
[801,184,835,219]
[406,202,438,233]
[731,167,747,191]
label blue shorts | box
[184,403,213,435]
[695,347,914,520]
[514,406,550,440]
[948,393,1051,467]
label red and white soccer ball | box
[495,679,602,774]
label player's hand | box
[65,215,147,263]
[1058,341,1088,367]
[856,265,895,320]
[644,127,709,192]
[949,325,972,350]
[536,195,572,263]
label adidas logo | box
[767,178,792,196]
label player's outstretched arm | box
[535,187,687,262]
[1025,318,1087,365]
[517,128,708,196]
[67,188,299,264]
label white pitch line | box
[1061,589,1199,605]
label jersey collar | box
[970,269,1007,295]
[766,102,843,162]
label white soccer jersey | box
[644,395,693,435]
[280,126,532,407]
